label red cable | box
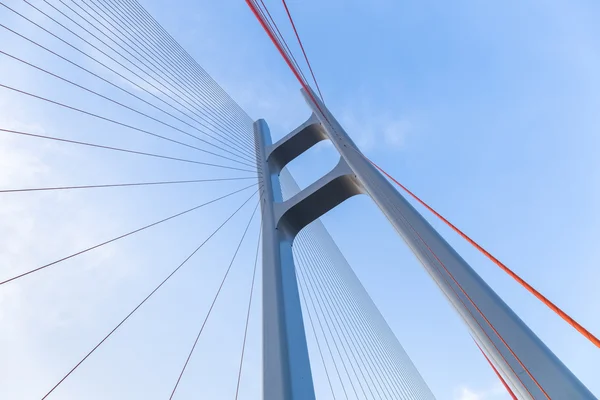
[248,0,598,350]
[366,156,600,349]
[245,0,327,124]
[473,339,518,400]
[256,0,310,87]
[402,211,549,398]
[453,286,534,397]
[245,1,589,389]
[419,227,535,396]
[281,0,325,102]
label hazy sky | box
[1,0,599,399]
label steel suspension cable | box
[0,21,256,162]
[44,0,252,148]
[335,176,438,399]
[0,83,255,172]
[295,259,338,400]
[300,227,396,400]
[244,0,329,129]
[72,0,248,138]
[0,177,254,194]
[117,0,255,142]
[300,229,409,400]
[53,0,257,162]
[299,226,420,399]
[251,0,310,90]
[312,232,426,400]
[39,189,259,399]
[473,338,518,400]
[296,238,379,399]
[13,0,257,161]
[332,257,430,400]
[106,0,256,148]
[254,0,311,89]
[79,0,254,154]
[234,221,262,400]
[296,231,396,400]
[169,201,260,399]
[294,249,351,399]
[47,0,255,161]
[281,0,325,102]
[0,51,254,168]
[0,128,255,173]
[294,243,362,399]
[309,239,425,400]
[0,183,257,287]
[119,0,255,145]
[311,223,419,400]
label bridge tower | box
[254,89,595,400]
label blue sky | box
[1,0,599,399]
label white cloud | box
[340,108,414,152]
[454,383,511,400]
[334,90,417,153]
[383,118,411,149]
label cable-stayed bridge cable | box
[39,189,260,399]
[473,338,518,400]
[298,226,419,400]
[74,0,254,154]
[0,183,257,287]
[0,128,255,173]
[0,177,255,194]
[119,0,255,143]
[234,220,262,400]
[295,219,418,399]
[341,175,437,400]
[295,213,421,399]
[169,200,260,399]
[29,0,253,152]
[0,22,254,160]
[43,0,255,160]
[114,0,255,139]
[295,250,353,399]
[296,239,371,399]
[0,50,254,167]
[298,230,406,400]
[5,0,256,161]
[244,0,330,129]
[281,0,325,102]
[0,83,255,172]
[295,237,379,400]
[296,261,338,400]
[254,0,310,89]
